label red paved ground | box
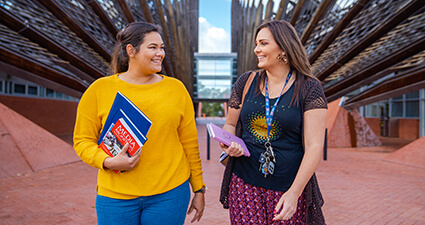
[1,118,424,225]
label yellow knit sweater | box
[73,74,204,199]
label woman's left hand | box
[272,190,299,221]
[220,142,244,157]
[187,192,205,223]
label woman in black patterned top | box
[219,20,328,224]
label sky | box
[198,0,232,53]
[197,0,281,53]
[197,0,356,53]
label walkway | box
[0,118,424,224]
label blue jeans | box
[96,180,190,225]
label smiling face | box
[254,28,284,70]
[129,31,165,75]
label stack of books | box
[98,92,152,173]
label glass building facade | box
[362,91,422,119]
[0,72,78,101]
[359,89,424,138]
[194,53,237,99]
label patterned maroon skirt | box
[228,173,307,224]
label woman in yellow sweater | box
[73,21,205,225]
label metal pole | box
[420,89,424,137]
[323,128,328,161]
[207,126,210,160]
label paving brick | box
[0,120,424,224]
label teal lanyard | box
[265,69,292,138]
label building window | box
[197,59,232,98]
[14,83,25,94]
[46,88,55,98]
[405,91,419,118]
[406,91,419,99]
[28,85,38,95]
[0,76,78,101]
[390,94,404,117]
[391,101,403,117]
[387,90,420,118]
[194,53,237,99]
[406,101,419,117]
[56,92,63,99]
[362,90,423,123]
[366,104,379,117]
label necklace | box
[259,69,293,178]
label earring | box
[277,54,288,64]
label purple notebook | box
[206,123,250,157]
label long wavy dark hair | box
[109,21,162,74]
[254,20,319,106]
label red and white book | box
[99,118,143,173]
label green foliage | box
[197,83,229,117]
[201,102,224,117]
[198,83,230,99]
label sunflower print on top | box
[245,107,284,143]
